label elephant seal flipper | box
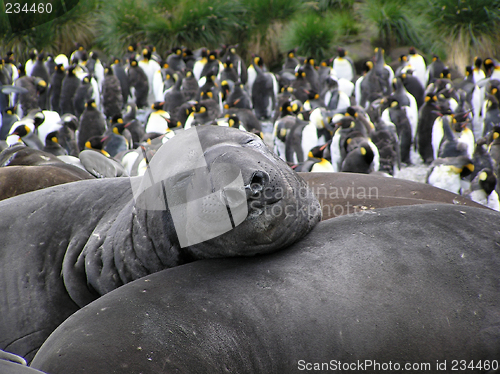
[31,204,500,373]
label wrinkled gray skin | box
[31,204,500,374]
[0,126,321,362]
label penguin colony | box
[1,44,500,210]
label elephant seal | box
[0,361,47,374]
[0,165,93,200]
[0,126,321,362]
[299,172,487,220]
[31,204,500,374]
[0,350,46,374]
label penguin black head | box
[473,57,483,69]
[476,168,497,196]
[129,58,138,67]
[484,58,495,74]
[142,47,152,61]
[408,47,417,55]
[32,110,45,128]
[337,47,347,58]
[37,52,45,61]
[345,106,358,118]
[152,101,165,111]
[227,114,240,128]
[6,51,14,63]
[111,114,124,126]
[82,75,91,85]
[465,66,473,77]
[80,51,89,63]
[67,65,77,76]
[28,49,38,60]
[85,99,97,110]
[45,131,60,145]
[11,124,31,138]
[439,67,451,79]
[85,135,108,154]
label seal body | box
[31,204,500,374]
[0,126,321,362]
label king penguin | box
[128,57,149,109]
[77,99,107,152]
[333,47,356,82]
[49,64,65,114]
[407,47,427,90]
[464,168,499,211]
[102,66,124,119]
[60,65,81,116]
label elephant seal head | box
[131,126,321,258]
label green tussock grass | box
[422,0,500,71]
[361,0,423,50]
[281,11,338,62]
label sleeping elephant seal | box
[31,204,500,374]
[0,126,321,362]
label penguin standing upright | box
[60,66,81,116]
[399,72,425,109]
[145,101,171,134]
[49,64,65,114]
[225,81,252,110]
[58,113,80,156]
[180,69,199,101]
[122,102,145,147]
[251,56,278,121]
[14,65,39,116]
[77,99,107,151]
[193,48,209,82]
[302,58,321,94]
[163,74,186,116]
[482,94,500,138]
[425,54,446,86]
[417,93,441,164]
[1,106,19,141]
[221,45,247,84]
[102,67,124,119]
[138,47,164,106]
[333,47,356,82]
[166,47,186,73]
[112,58,130,105]
[73,75,94,118]
[472,57,485,84]
[30,52,50,110]
[127,58,149,109]
[25,49,37,77]
[382,98,412,164]
[407,47,427,90]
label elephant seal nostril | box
[247,171,269,196]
